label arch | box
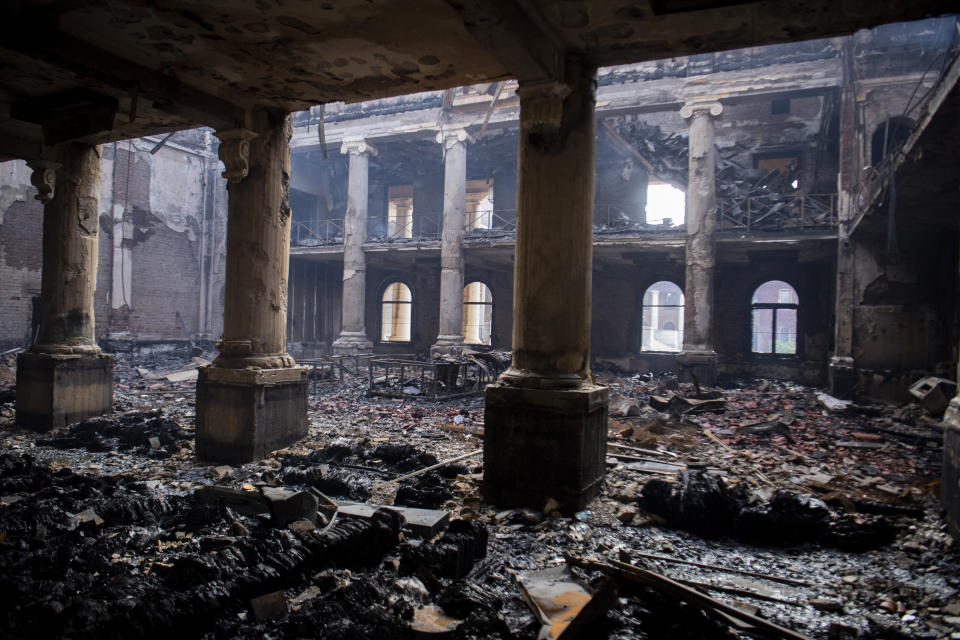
[641,280,684,352]
[462,281,493,345]
[751,280,798,355]
[871,117,913,166]
[380,281,412,342]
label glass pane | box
[752,280,797,304]
[775,308,797,354]
[752,308,773,353]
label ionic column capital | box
[215,128,259,183]
[340,138,378,157]
[517,80,572,131]
[680,101,723,120]
[435,128,473,149]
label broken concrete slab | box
[336,501,449,538]
[261,487,319,528]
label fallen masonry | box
[0,350,959,639]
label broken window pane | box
[641,281,684,352]
[381,282,412,342]
[462,281,493,345]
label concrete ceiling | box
[0,1,955,160]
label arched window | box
[381,282,412,342]
[871,117,912,166]
[462,282,493,345]
[641,281,684,352]
[751,280,798,355]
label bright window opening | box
[462,281,493,345]
[641,281,684,352]
[465,179,494,231]
[387,185,413,238]
[381,282,412,342]
[751,280,798,355]
[646,180,685,226]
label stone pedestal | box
[196,366,308,463]
[16,352,114,429]
[677,349,718,386]
[828,356,857,399]
[484,383,608,513]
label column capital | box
[680,100,723,119]
[435,128,473,149]
[215,128,258,183]
[25,159,60,203]
[517,79,571,131]
[340,138,377,157]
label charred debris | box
[0,348,958,640]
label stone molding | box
[26,159,60,203]
[215,128,259,182]
[340,138,377,157]
[517,79,571,131]
[680,101,723,119]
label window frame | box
[640,280,685,353]
[749,280,800,359]
[462,280,494,346]
[378,280,414,344]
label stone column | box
[16,145,114,429]
[484,61,609,513]
[678,101,723,385]
[332,139,376,354]
[196,110,307,463]
[943,235,960,536]
[830,39,858,398]
[431,129,470,357]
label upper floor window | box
[381,282,412,342]
[646,179,685,226]
[641,281,684,352]
[871,117,913,166]
[751,280,798,355]
[462,281,493,345]
[387,185,413,238]
[465,179,494,231]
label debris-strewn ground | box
[1,349,958,639]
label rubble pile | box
[1,351,959,639]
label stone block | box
[483,382,608,513]
[829,356,857,400]
[261,487,318,528]
[677,350,718,386]
[195,365,308,464]
[15,351,114,430]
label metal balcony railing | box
[718,193,838,232]
[291,219,344,246]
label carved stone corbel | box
[26,159,60,203]
[517,80,571,134]
[215,129,258,183]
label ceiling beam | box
[444,0,566,82]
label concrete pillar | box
[431,129,470,357]
[484,61,609,513]
[196,110,307,463]
[830,39,859,398]
[332,139,376,355]
[943,235,960,536]
[16,145,114,429]
[678,101,723,385]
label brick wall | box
[0,160,43,348]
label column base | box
[828,356,857,400]
[430,335,464,358]
[331,332,373,355]
[942,396,960,538]
[677,350,718,386]
[16,351,114,430]
[196,366,308,464]
[483,381,609,513]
